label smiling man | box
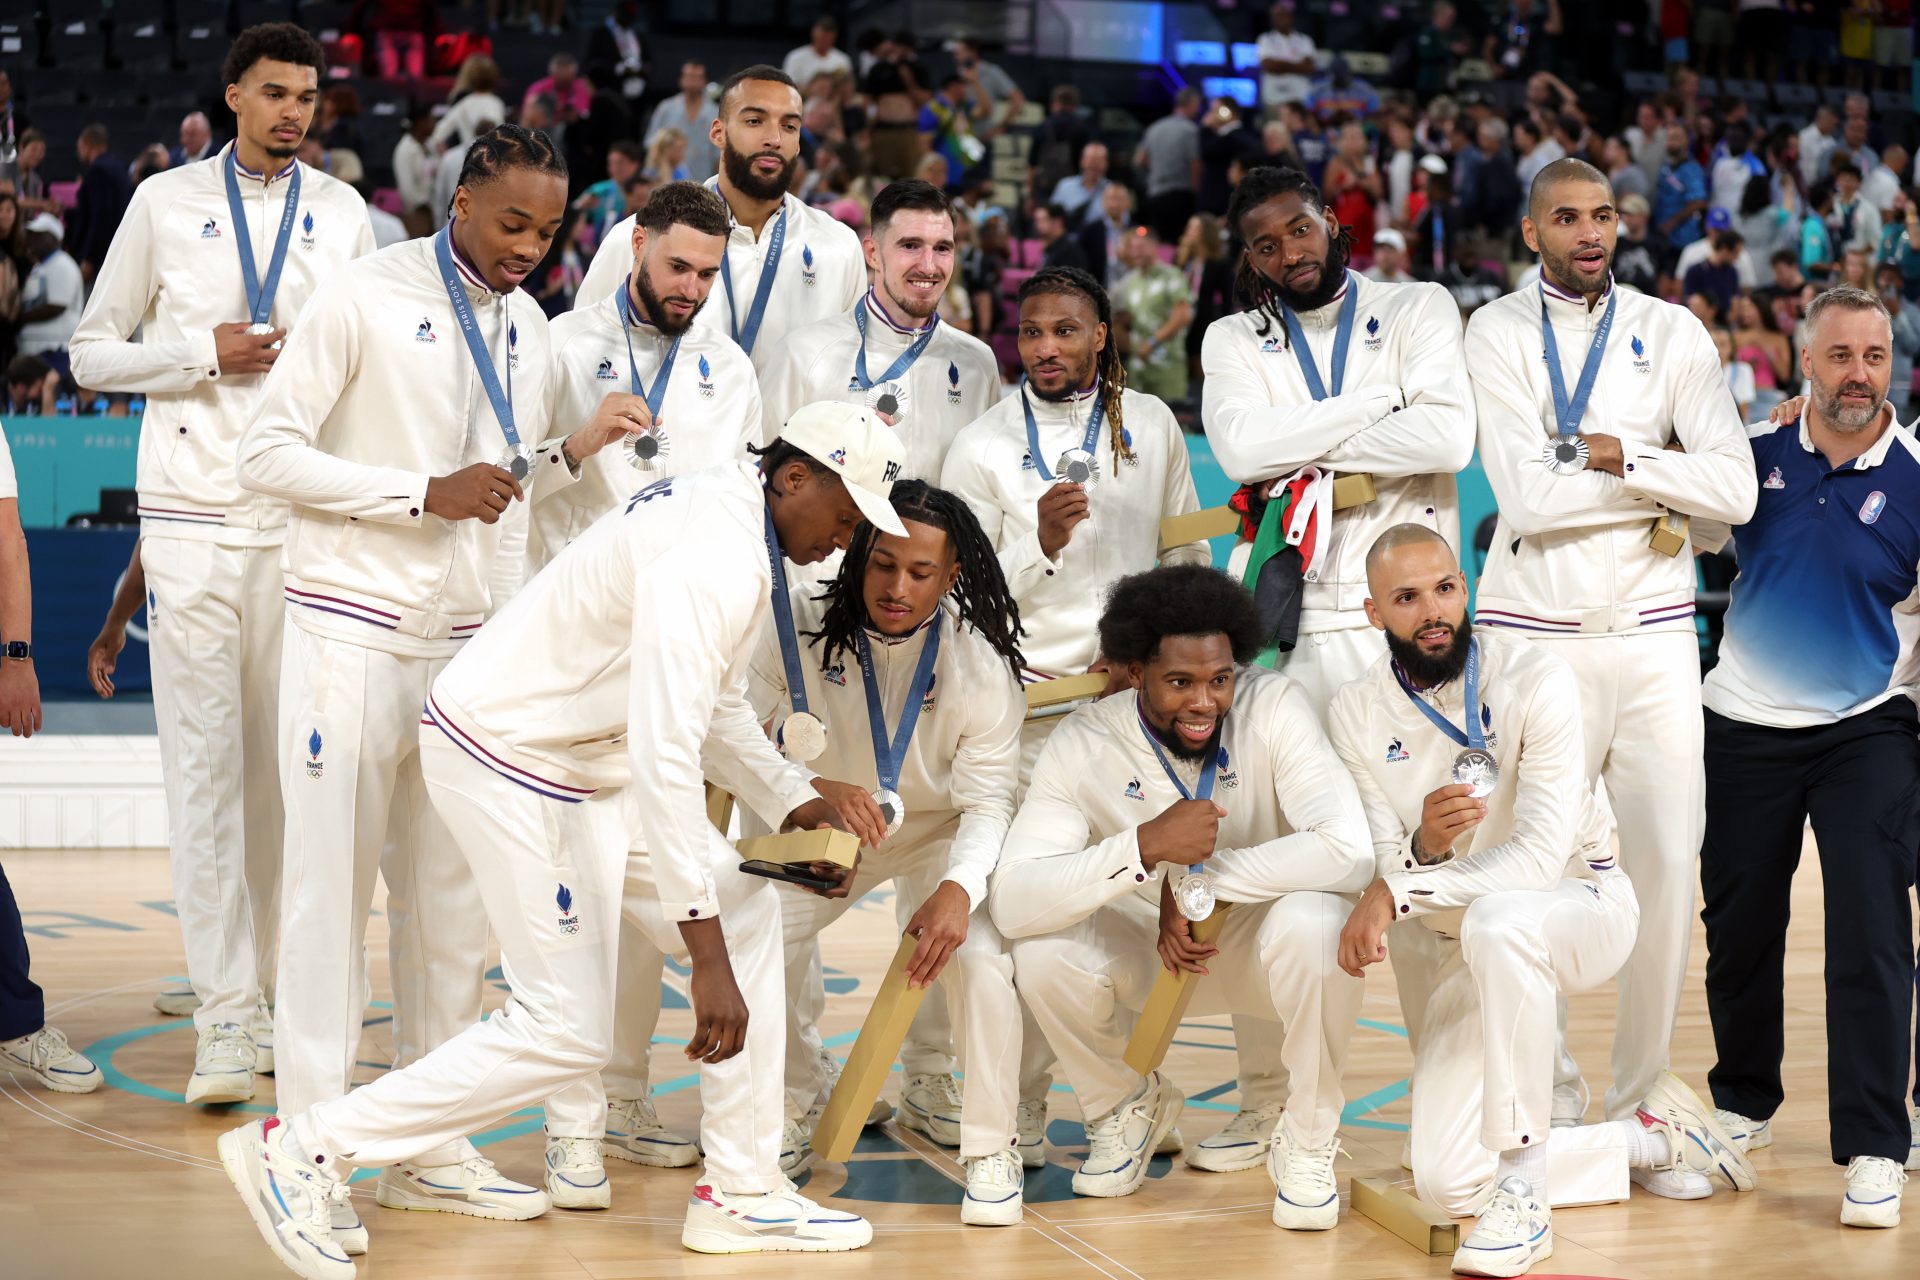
[66,23,376,1104]
[1468,158,1757,1164]
[576,65,865,371]
[990,564,1371,1228]
[760,179,1001,481]
[1328,526,1754,1277]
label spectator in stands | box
[169,112,214,169]
[865,32,933,180]
[347,0,438,80]
[1323,120,1380,259]
[1799,103,1840,188]
[525,54,593,124]
[1458,119,1519,243]
[1861,144,1908,216]
[5,354,55,415]
[1612,192,1667,295]
[1840,245,1874,291]
[17,214,81,380]
[1257,3,1317,117]
[393,110,434,235]
[1604,134,1650,205]
[13,130,48,216]
[1200,99,1261,219]
[1711,325,1756,420]
[1485,0,1558,78]
[1710,121,1762,218]
[919,75,984,191]
[1801,186,1837,283]
[1439,228,1503,314]
[1136,87,1202,242]
[1364,227,1414,283]
[1675,208,1751,290]
[1625,99,1667,188]
[646,62,719,185]
[131,145,170,188]
[1513,118,1563,214]
[1077,180,1137,287]
[1684,229,1746,319]
[954,37,1025,148]
[1305,56,1379,123]
[1030,86,1092,205]
[67,125,130,287]
[583,0,647,118]
[1412,169,1457,281]
[1829,163,1883,256]
[319,86,364,155]
[1034,201,1091,274]
[1051,142,1109,226]
[645,128,689,184]
[1735,173,1795,282]
[1760,247,1808,312]
[1177,211,1230,377]
[431,55,506,154]
[0,192,20,368]
[1412,1,1469,99]
[575,139,641,245]
[1380,116,1417,225]
[1280,101,1328,186]
[1878,190,1920,297]
[1655,122,1708,250]
[785,16,855,91]
[1875,3,1914,90]
[1835,113,1878,175]
[963,212,1008,339]
[1878,264,1920,418]
[1114,223,1192,402]
[1729,292,1792,417]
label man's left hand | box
[1337,878,1398,978]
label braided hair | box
[447,123,568,220]
[804,479,1026,682]
[1225,165,1352,343]
[1017,265,1135,468]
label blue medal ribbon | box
[434,225,519,456]
[1020,381,1105,482]
[1135,696,1220,878]
[617,285,680,417]
[855,615,943,795]
[762,506,813,721]
[224,151,301,326]
[852,292,939,390]
[1539,285,1616,439]
[1277,270,1358,401]
[1391,636,1486,752]
[719,204,788,355]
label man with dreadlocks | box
[941,265,1210,781]
[234,124,627,1241]
[1196,163,1473,1176]
[991,565,1372,1228]
[746,478,1044,1226]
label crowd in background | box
[0,0,1915,422]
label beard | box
[1813,376,1885,432]
[722,138,797,201]
[635,256,703,336]
[1385,619,1472,689]
[881,273,943,323]
[1539,240,1614,297]
[1271,234,1352,312]
[1028,354,1098,400]
[1145,713,1221,764]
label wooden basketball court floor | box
[3,843,1916,1280]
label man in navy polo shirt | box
[1696,285,1919,1231]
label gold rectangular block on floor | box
[815,932,929,1163]
[1158,506,1242,551]
[1024,671,1110,711]
[1121,906,1231,1076]
[1351,1176,1459,1255]
[1648,509,1690,557]
[734,827,861,869]
[1332,471,1377,510]
[705,784,734,831]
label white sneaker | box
[1072,1070,1183,1198]
[897,1071,964,1146]
[1452,1176,1552,1277]
[545,1134,612,1210]
[153,984,200,1017]
[682,1182,873,1253]
[218,1118,355,1280]
[1908,1108,1919,1172]
[1636,1070,1757,1192]
[779,1116,816,1178]
[1842,1155,1907,1228]
[603,1096,698,1168]
[1630,1166,1713,1199]
[375,1156,550,1220]
[1,1025,102,1093]
[1186,1101,1284,1172]
[961,1148,1025,1226]
[327,1184,367,1256]
[1158,1125,1184,1154]
[1714,1108,1772,1153]
[1016,1098,1048,1168]
[185,1023,256,1104]
[817,1047,893,1125]
[1267,1126,1341,1230]
[249,1007,275,1077]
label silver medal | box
[244,320,284,350]
[1542,436,1589,476]
[778,711,827,763]
[865,380,910,423]
[498,445,531,482]
[1056,447,1099,490]
[871,787,906,838]
[624,424,672,471]
[1173,870,1217,922]
[1451,748,1500,799]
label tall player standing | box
[1195,164,1474,1171]
[1468,158,1756,1190]
[68,24,374,1103]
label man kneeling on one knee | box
[989,563,1372,1230]
[1330,526,1757,1279]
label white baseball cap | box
[25,212,64,237]
[775,400,909,536]
[1374,228,1406,252]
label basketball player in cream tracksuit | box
[1329,526,1756,1278]
[533,181,758,1205]
[66,23,374,1101]
[219,404,907,1280]
[1199,166,1474,1167]
[992,565,1372,1231]
[1468,161,1756,1175]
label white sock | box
[1495,1141,1549,1198]
[1600,1118,1671,1170]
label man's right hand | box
[679,917,749,1063]
[1137,797,1227,868]
[424,463,524,524]
[1036,480,1090,559]
[1416,783,1486,863]
[213,322,285,375]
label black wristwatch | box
[3,641,31,662]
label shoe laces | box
[1017,1099,1047,1138]
[1849,1155,1908,1190]
[1084,1108,1134,1168]
[1218,1101,1286,1139]
[548,1136,601,1168]
[912,1072,962,1109]
[18,1026,74,1069]
[203,1024,255,1063]
[460,1155,503,1183]
[970,1148,1023,1189]
[1475,1181,1531,1239]
[1277,1134,1342,1195]
[782,1116,813,1152]
[612,1096,662,1129]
